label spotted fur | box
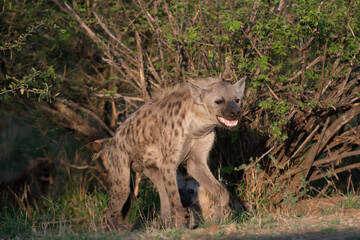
[107,77,246,229]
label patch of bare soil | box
[219,210,360,239]
[223,197,360,239]
[138,197,360,240]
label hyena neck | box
[188,103,217,137]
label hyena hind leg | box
[106,156,131,230]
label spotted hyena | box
[107,77,246,229]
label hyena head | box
[177,172,200,208]
[188,77,246,129]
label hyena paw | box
[106,211,129,231]
[173,216,186,228]
[214,205,231,222]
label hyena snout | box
[179,189,196,207]
[229,108,241,119]
[226,103,241,119]
[216,102,241,128]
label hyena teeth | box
[217,116,238,127]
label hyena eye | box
[235,98,240,103]
[188,189,195,194]
[215,99,224,104]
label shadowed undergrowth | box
[1,0,360,239]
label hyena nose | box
[230,109,241,118]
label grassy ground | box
[1,116,360,239]
[1,189,360,239]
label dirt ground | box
[136,196,360,240]
[221,197,360,239]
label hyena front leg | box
[161,167,186,227]
[186,133,230,221]
[142,168,171,226]
[106,152,131,230]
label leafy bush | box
[0,0,359,235]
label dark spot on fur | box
[171,102,180,116]
[177,101,182,109]
[119,128,124,135]
[136,119,141,125]
[167,180,172,186]
[147,162,158,169]
[177,120,182,127]
[180,112,186,120]
[175,129,179,137]
[171,122,175,129]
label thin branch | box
[92,11,135,59]
[91,91,144,102]
[347,22,360,49]
[61,98,115,137]
[289,117,330,191]
[291,125,320,159]
[135,31,150,101]
[288,55,324,82]
[318,38,328,101]
[310,162,360,182]
[289,149,360,177]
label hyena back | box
[107,77,246,229]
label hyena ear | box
[176,172,184,187]
[188,81,209,104]
[176,171,184,181]
[233,76,246,98]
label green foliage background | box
[1,0,359,139]
[0,0,360,237]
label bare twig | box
[92,11,135,60]
[289,117,330,191]
[318,38,328,101]
[289,55,324,82]
[347,22,360,49]
[266,85,280,101]
[310,162,360,182]
[318,103,360,151]
[135,31,150,101]
[289,150,360,177]
[61,98,115,137]
[291,125,320,159]
[91,91,144,102]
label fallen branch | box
[310,162,360,182]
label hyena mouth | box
[217,116,238,128]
